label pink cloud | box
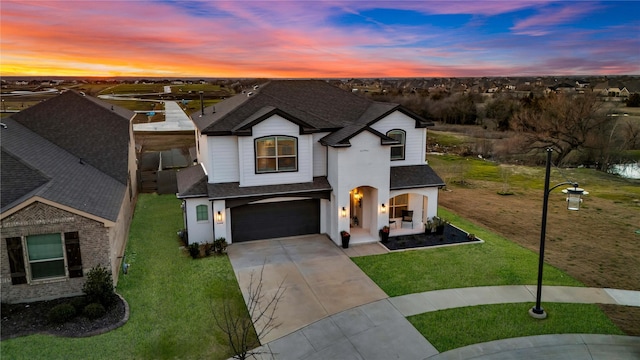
[510,3,600,36]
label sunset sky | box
[1,0,639,78]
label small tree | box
[82,265,117,308]
[213,265,285,360]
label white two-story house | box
[177,80,444,246]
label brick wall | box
[1,202,112,303]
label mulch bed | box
[1,295,127,340]
[382,224,481,251]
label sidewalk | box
[256,285,640,360]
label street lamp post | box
[529,148,587,319]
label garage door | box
[231,199,320,242]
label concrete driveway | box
[227,234,388,343]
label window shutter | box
[64,232,83,278]
[6,237,27,285]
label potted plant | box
[425,219,434,234]
[340,230,351,248]
[379,226,390,243]
[433,216,449,235]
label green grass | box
[408,303,625,352]
[1,194,249,360]
[429,154,640,207]
[352,208,582,297]
[428,131,467,147]
[99,84,165,94]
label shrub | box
[83,302,106,320]
[188,242,200,259]
[213,237,227,254]
[70,296,87,312]
[203,243,213,257]
[83,265,117,308]
[48,303,76,324]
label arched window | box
[255,136,298,173]
[196,204,208,221]
[387,129,405,160]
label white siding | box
[198,132,212,180]
[239,115,313,187]
[184,198,213,244]
[327,131,391,245]
[210,136,239,183]
[312,132,329,177]
[370,111,426,166]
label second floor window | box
[255,136,297,173]
[387,129,406,160]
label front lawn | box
[408,303,625,352]
[1,194,249,360]
[352,208,583,297]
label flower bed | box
[382,224,481,251]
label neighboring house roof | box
[9,90,134,185]
[192,80,432,146]
[390,165,445,190]
[0,118,126,222]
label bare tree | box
[212,265,286,360]
[511,93,609,165]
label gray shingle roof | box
[192,80,432,145]
[206,177,332,200]
[1,118,126,222]
[390,165,445,190]
[176,164,208,198]
[9,90,134,185]
[0,149,49,209]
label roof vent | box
[0,123,7,129]
[111,105,114,111]
[253,85,259,90]
[247,92,254,97]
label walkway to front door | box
[227,234,388,343]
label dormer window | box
[255,136,298,173]
[387,129,405,160]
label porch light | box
[563,187,588,211]
[216,211,223,223]
[341,207,347,218]
[381,203,386,213]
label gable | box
[1,119,126,222]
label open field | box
[428,154,640,334]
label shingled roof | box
[390,165,445,190]
[1,118,126,222]
[191,80,432,146]
[9,90,134,185]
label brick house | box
[1,91,138,303]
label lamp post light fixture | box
[381,203,386,213]
[216,211,223,224]
[341,207,347,218]
[529,148,587,319]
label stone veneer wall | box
[0,202,111,303]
